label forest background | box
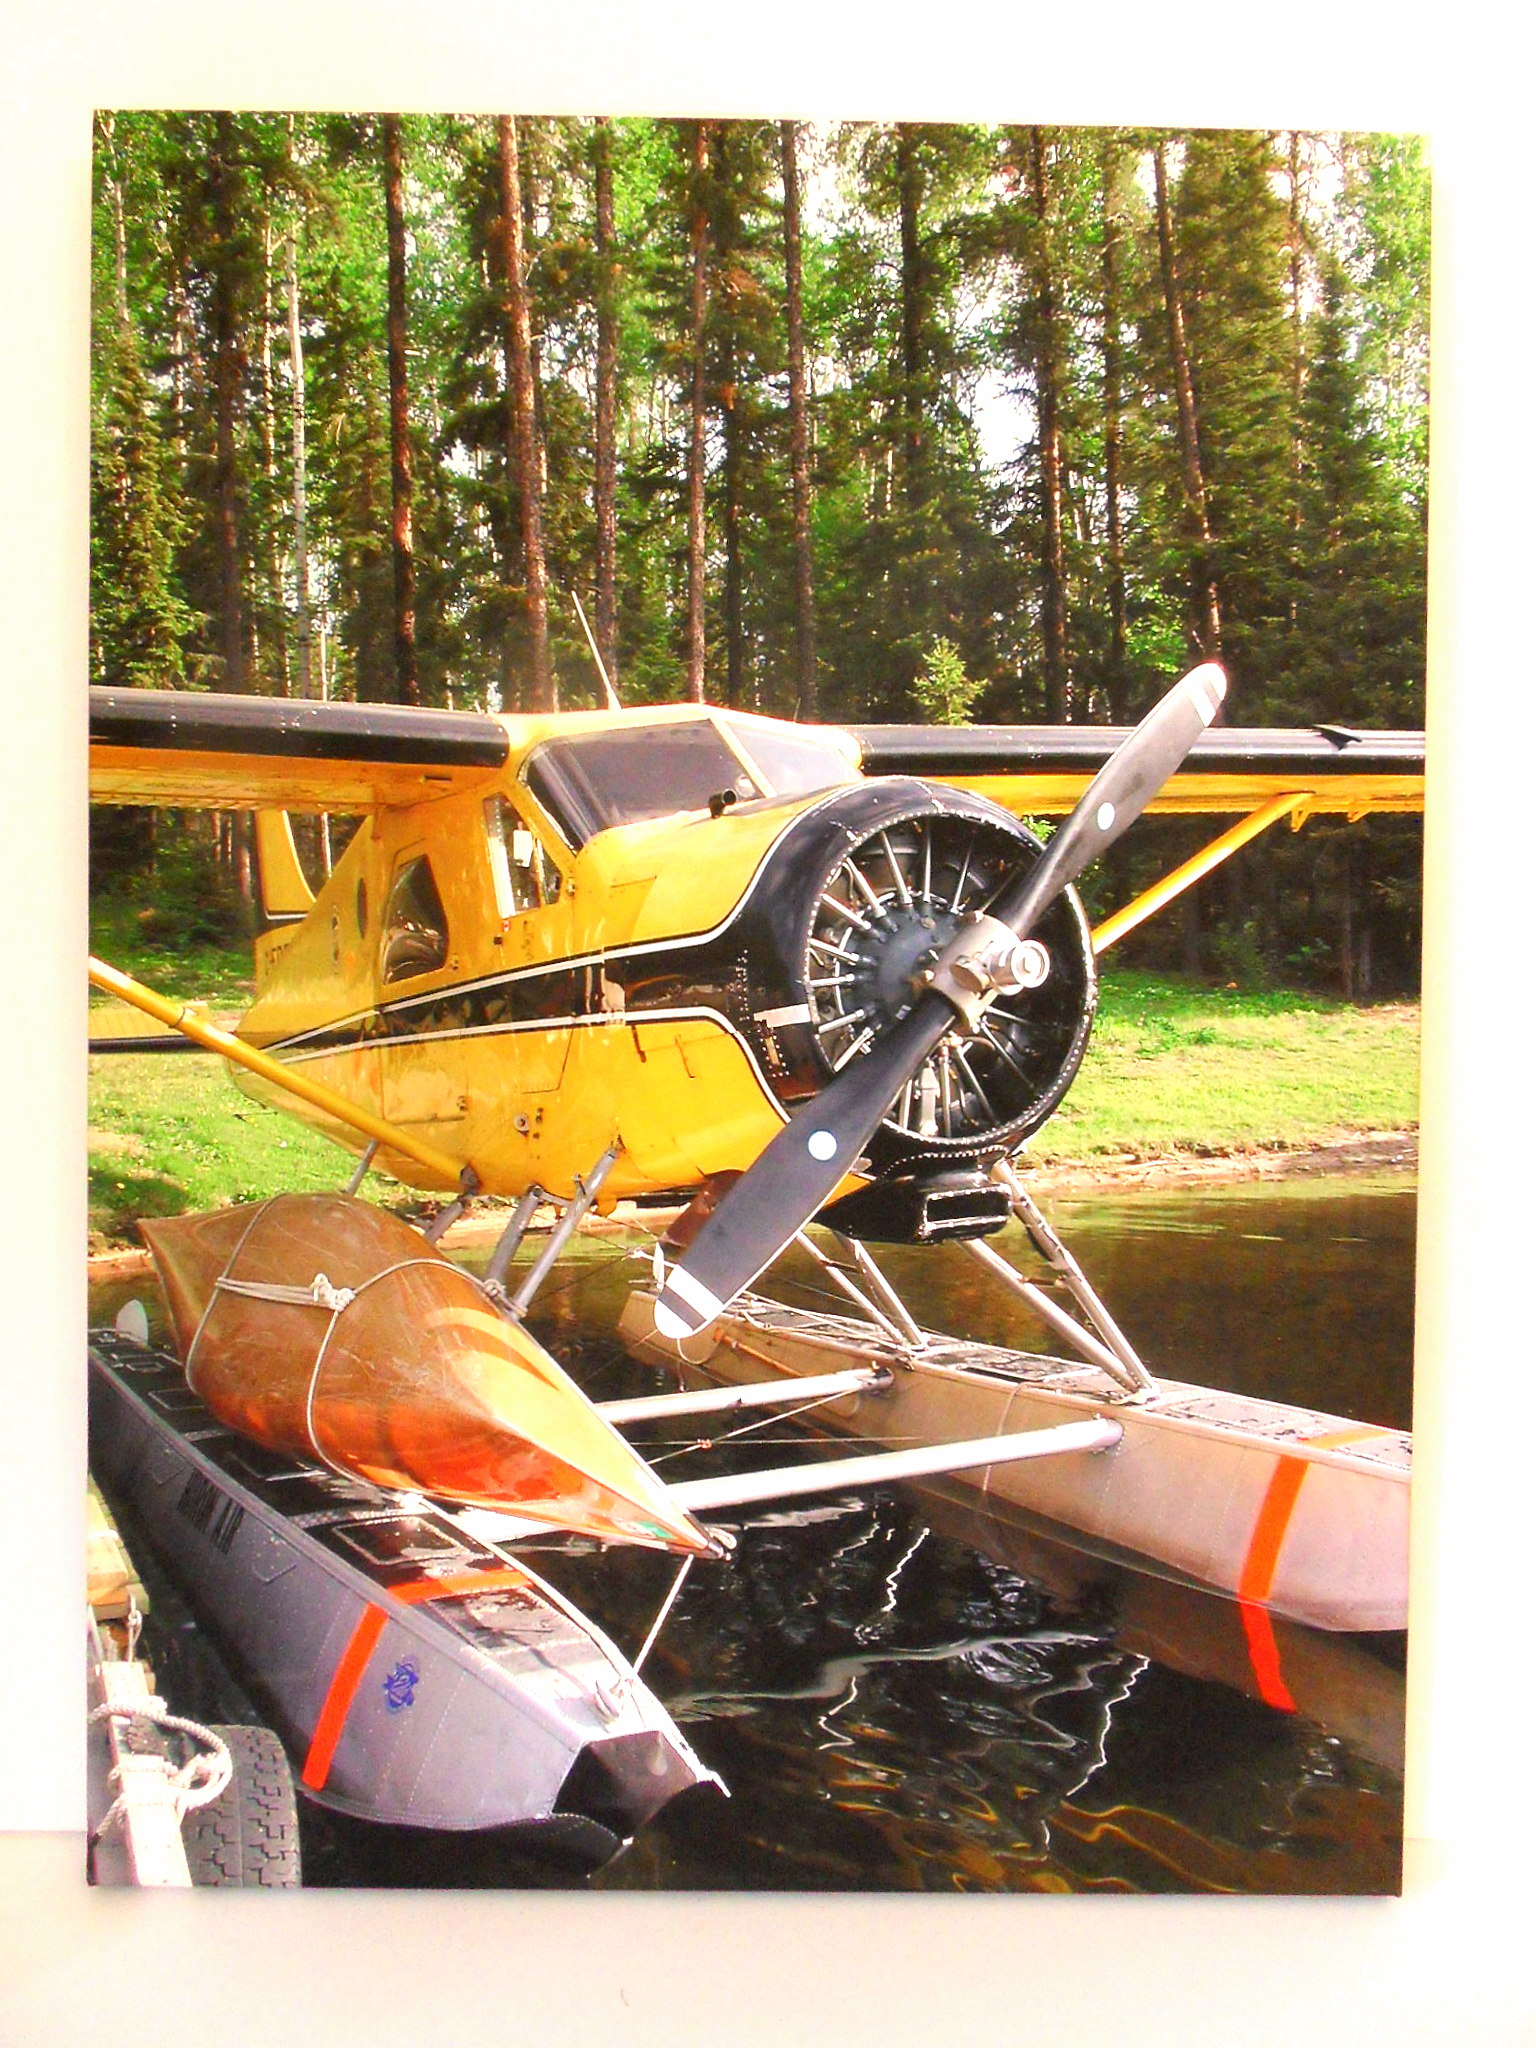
[89,114,1428,995]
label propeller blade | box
[990,662,1226,937]
[653,992,955,1337]
[652,662,1227,1339]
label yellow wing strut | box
[88,956,468,1186]
[1090,791,1310,955]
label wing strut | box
[88,956,473,1190]
[1091,789,1309,954]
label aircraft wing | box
[89,685,1424,823]
[848,723,1425,818]
[89,687,509,812]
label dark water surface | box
[98,1171,1415,1895]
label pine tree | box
[90,325,199,689]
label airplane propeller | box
[652,662,1228,1340]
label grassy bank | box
[88,959,1419,1249]
[1030,973,1419,1165]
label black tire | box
[182,1724,302,1888]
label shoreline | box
[86,1127,1416,1281]
[1015,1128,1417,1196]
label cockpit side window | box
[484,795,562,913]
[721,718,860,801]
[381,855,449,983]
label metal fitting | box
[920,913,1050,1030]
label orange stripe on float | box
[1304,1425,1393,1452]
[1237,1458,1309,1603]
[1238,1600,1298,1712]
[390,1568,529,1604]
[1238,1425,1392,1605]
[300,1571,530,1790]
[1234,1426,1395,1711]
[303,1603,389,1790]
[300,1570,532,1791]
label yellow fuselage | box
[236,705,854,1202]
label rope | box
[216,1273,357,1312]
[184,1196,281,1398]
[300,1257,454,1476]
[645,1384,910,1467]
[193,1219,455,1479]
[87,1698,234,1845]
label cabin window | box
[525,721,758,850]
[484,795,560,913]
[722,718,860,801]
[381,855,449,983]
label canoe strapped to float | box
[141,1195,712,1556]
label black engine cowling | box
[733,779,1097,1185]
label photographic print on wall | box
[86,112,1425,1893]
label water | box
[94,1170,1414,1895]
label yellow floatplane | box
[89,667,1422,1637]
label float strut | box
[344,1141,379,1198]
[667,1416,1123,1513]
[822,1230,928,1350]
[505,1145,621,1320]
[793,1231,912,1350]
[598,1363,891,1425]
[987,1159,1155,1394]
[482,1187,548,1296]
[423,1167,482,1245]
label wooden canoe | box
[140,1195,711,1556]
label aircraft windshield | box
[525,717,858,850]
[721,718,859,802]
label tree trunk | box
[382,115,419,705]
[209,115,248,694]
[519,125,552,517]
[1286,131,1306,632]
[497,116,552,712]
[781,120,817,718]
[592,118,619,686]
[895,124,925,485]
[685,119,711,704]
[286,213,314,701]
[170,260,194,459]
[259,218,290,695]
[96,112,130,329]
[1027,129,1069,722]
[713,129,746,708]
[1152,140,1223,668]
[1100,136,1129,722]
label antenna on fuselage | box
[571,590,621,711]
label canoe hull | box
[142,1196,708,1554]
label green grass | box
[1033,972,1419,1163]
[86,949,1420,1248]
[90,894,257,1009]
[89,1056,351,1247]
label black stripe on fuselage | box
[253,780,881,1066]
[251,929,754,1064]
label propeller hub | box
[922,915,1052,1030]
